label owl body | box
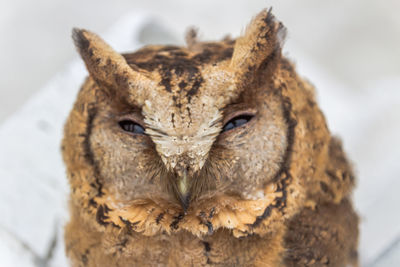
[62,10,358,267]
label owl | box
[62,9,358,267]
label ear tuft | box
[230,8,286,80]
[185,27,199,50]
[71,28,151,106]
[72,28,90,53]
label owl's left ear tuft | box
[230,8,286,80]
[71,27,132,91]
[72,28,90,54]
[71,28,152,106]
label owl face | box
[71,14,288,211]
[63,10,313,236]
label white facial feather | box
[143,99,223,172]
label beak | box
[177,168,191,213]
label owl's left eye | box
[119,120,146,135]
[222,114,254,133]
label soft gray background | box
[1,1,399,266]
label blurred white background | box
[0,0,399,266]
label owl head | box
[62,9,353,238]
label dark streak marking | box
[82,107,96,166]
[203,241,211,252]
[171,113,175,128]
[72,29,90,55]
[115,238,129,254]
[160,75,172,93]
[82,107,104,197]
[170,213,184,230]
[178,81,187,89]
[320,181,335,199]
[159,46,181,51]
[218,47,234,61]
[186,76,204,100]
[156,213,165,224]
[186,107,192,125]
[251,173,290,228]
[278,95,297,172]
[112,223,121,229]
[192,49,212,63]
[122,43,235,97]
[202,241,212,264]
[171,51,188,57]
[320,181,329,193]
[199,211,214,234]
[325,170,338,181]
[96,205,110,226]
[209,207,216,219]
[88,198,98,208]
[119,238,128,248]
[205,221,214,235]
[281,58,295,72]
[81,249,90,265]
[249,92,296,229]
[119,216,140,229]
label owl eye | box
[119,120,146,135]
[222,114,254,133]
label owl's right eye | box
[119,120,146,135]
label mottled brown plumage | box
[62,9,358,266]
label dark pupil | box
[222,115,253,132]
[119,120,145,135]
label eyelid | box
[117,113,145,126]
[222,109,257,125]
